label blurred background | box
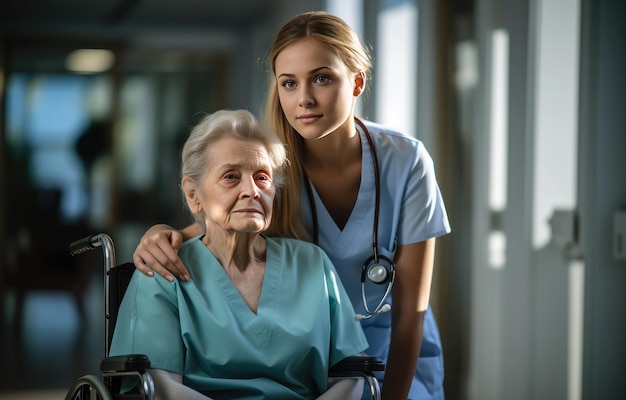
[0,0,624,399]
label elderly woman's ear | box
[182,177,201,214]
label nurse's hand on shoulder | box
[133,224,189,282]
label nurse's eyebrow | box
[277,66,332,79]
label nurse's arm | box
[149,368,214,400]
[381,238,436,400]
[316,377,364,400]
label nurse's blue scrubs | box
[301,120,451,399]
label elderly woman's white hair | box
[181,109,287,227]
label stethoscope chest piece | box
[359,251,395,321]
[364,255,395,285]
[368,264,389,283]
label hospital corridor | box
[1,0,625,399]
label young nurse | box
[133,11,451,400]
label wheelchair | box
[64,233,385,400]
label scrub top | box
[109,236,368,400]
[301,119,451,399]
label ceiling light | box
[66,49,115,74]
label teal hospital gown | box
[109,236,368,400]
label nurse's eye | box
[314,75,331,85]
[280,80,297,89]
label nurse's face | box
[183,137,275,234]
[274,37,362,141]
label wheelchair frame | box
[65,233,155,400]
[64,233,383,400]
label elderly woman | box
[109,109,368,400]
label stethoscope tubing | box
[303,117,395,320]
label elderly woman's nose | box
[241,175,261,198]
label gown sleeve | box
[109,271,186,374]
[323,251,369,366]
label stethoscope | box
[303,117,395,321]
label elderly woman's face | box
[189,136,275,233]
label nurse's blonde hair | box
[263,11,373,239]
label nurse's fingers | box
[133,230,189,282]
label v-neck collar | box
[197,237,278,347]
[199,236,278,318]
[305,126,376,258]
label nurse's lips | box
[297,114,322,124]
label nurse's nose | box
[298,86,315,108]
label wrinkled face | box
[274,37,363,140]
[183,137,275,234]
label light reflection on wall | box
[488,29,509,270]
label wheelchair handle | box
[70,234,104,255]
[69,233,116,269]
[69,233,117,356]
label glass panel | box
[532,0,582,398]
[376,0,418,136]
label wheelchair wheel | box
[65,374,112,400]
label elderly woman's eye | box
[255,173,272,182]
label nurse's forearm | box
[317,377,363,400]
[180,223,202,241]
[149,369,214,400]
[381,310,425,400]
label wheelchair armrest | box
[329,355,385,375]
[99,355,155,399]
[100,354,151,373]
[330,356,385,399]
